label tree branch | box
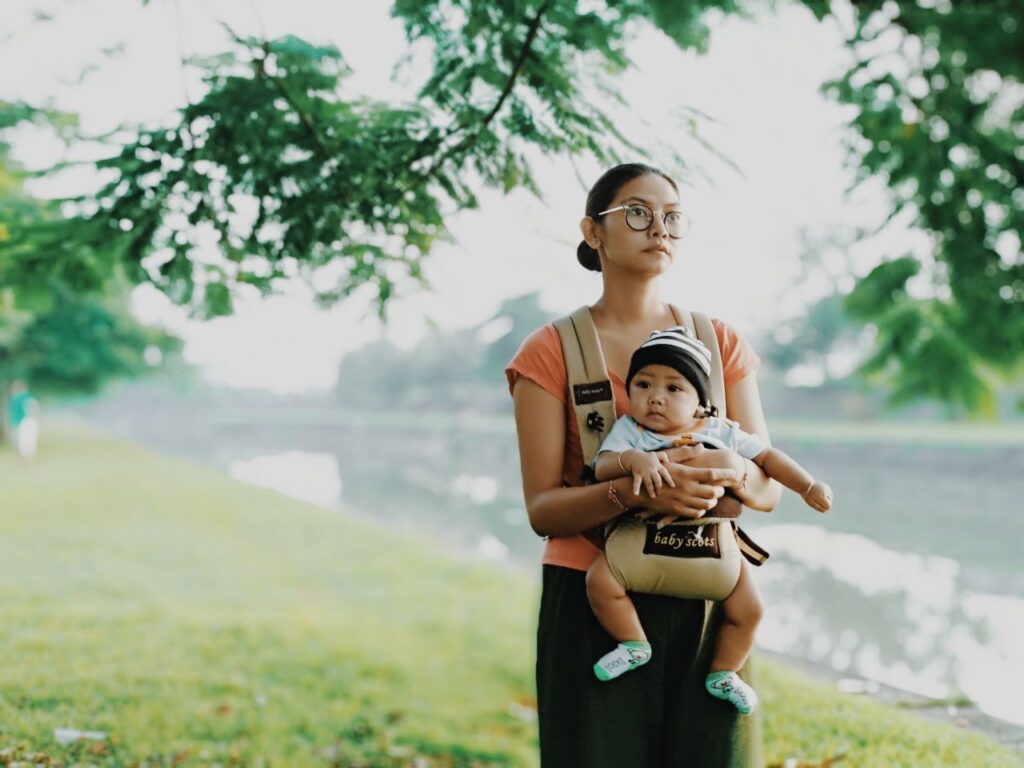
[219,20,334,158]
[430,0,552,169]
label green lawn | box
[1,420,1019,767]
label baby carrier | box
[553,304,768,601]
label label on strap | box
[643,523,721,559]
[573,380,613,405]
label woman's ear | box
[580,216,602,250]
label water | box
[66,397,1024,726]
[751,524,1024,724]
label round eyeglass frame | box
[597,203,691,239]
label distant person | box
[8,381,39,459]
[587,325,833,714]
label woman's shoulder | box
[504,323,567,402]
[707,316,761,388]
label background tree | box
[4,0,1021,413]
[0,102,178,444]
[476,292,555,384]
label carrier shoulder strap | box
[554,305,728,471]
[670,306,727,418]
[553,306,617,471]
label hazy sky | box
[2,0,922,391]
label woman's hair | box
[577,163,679,272]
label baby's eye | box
[668,385,682,392]
[636,381,650,389]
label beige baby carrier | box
[554,305,767,601]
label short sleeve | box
[711,318,761,389]
[729,423,768,460]
[504,324,567,403]
[594,416,641,464]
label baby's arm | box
[595,450,674,498]
[752,447,833,512]
[594,450,633,481]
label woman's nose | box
[649,212,670,238]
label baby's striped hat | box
[626,326,712,410]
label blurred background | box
[1,0,1022,765]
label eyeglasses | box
[597,203,691,239]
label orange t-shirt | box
[505,318,761,573]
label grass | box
[0,420,1020,767]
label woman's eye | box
[665,212,683,224]
[627,205,648,217]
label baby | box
[587,326,833,715]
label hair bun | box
[576,240,602,272]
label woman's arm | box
[513,378,734,536]
[513,378,635,536]
[723,373,782,512]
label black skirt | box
[536,564,764,767]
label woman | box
[505,163,781,766]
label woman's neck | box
[591,273,668,328]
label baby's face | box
[627,364,701,433]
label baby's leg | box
[705,561,763,714]
[711,560,763,672]
[586,552,652,681]
[586,552,647,643]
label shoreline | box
[760,649,1024,754]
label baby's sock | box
[705,670,758,715]
[593,641,652,682]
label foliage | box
[3,1,1022,412]
[14,283,172,394]
[761,292,863,380]
[0,101,178,440]
[818,0,1024,413]
[2,1,750,318]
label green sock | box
[594,641,652,682]
[705,670,758,715]
[622,640,651,651]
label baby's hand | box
[803,481,833,513]
[626,450,676,499]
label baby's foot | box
[705,670,758,714]
[593,641,652,681]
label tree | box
[477,292,555,383]
[0,102,177,443]
[3,1,1022,413]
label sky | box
[1,0,924,392]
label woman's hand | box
[631,459,739,527]
[677,447,747,489]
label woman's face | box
[586,173,682,274]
